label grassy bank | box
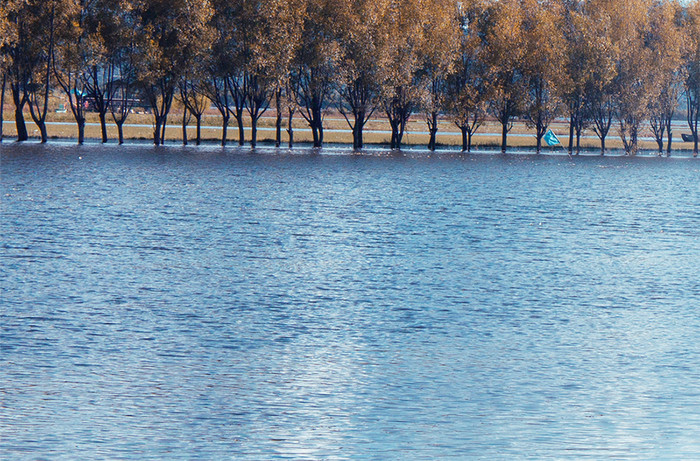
[1,108,697,153]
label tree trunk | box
[275,90,282,148]
[39,123,48,144]
[310,124,319,147]
[220,114,230,147]
[309,118,324,148]
[117,120,125,145]
[160,114,167,145]
[182,106,188,146]
[536,135,542,154]
[460,126,468,152]
[388,117,400,149]
[35,5,54,145]
[310,125,319,147]
[236,114,244,146]
[686,94,699,157]
[0,74,5,142]
[575,129,582,155]
[665,118,672,156]
[353,122,363,149]
[154,119,162,146]
[600,136,606,156]
[287,107,294,148]
[10,84,28,143]
[99,111,108,143]
[221,122,228,146]
[390,114,407,149]
[501,122,508,154]
[251,121,257,148]
[628,125,638,155]
[77,120,85,145]
[468,131,473,153]
[346,104,373,151]
[15,104,28,142]
[568,114,574,155]
[311,105,323,147]
[231,101,246,146]
[196,115,202,145]
[275,114,281,147]
[427,112,438,151]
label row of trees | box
[1,0,699,155]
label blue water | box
[2,143,700,459]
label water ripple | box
[1,144,699,459]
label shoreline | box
[1,136,698,158]
[1,115,698,155]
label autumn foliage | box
[0,0,699,155]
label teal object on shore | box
[544,129,561,146]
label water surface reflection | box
[2,144,700,459]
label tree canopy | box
[0,0,699,155]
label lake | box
[2,143,700,459]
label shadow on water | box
[2,139,698,158]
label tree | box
[289,0,339,148]
[4,0,68,142]
[179,73,209,146]
[285,77,299,147]
[482,0,527,153]
[240,0,304,148]
[109,45,137,145]
[606,0,657,155]
[177,4,214,146]
[646,0,685,155]
[583,0,618,155]
[446,0,489,153]
[379,0,423,150]
[685,0,700,156]
[28,0,64,143]
[0,1,17,142]
[227,73,246,146]
[207,0,248,146]
[560,4,597,155]
[134,0,212,146]
[4,1,30,141]
[81,0,129,144]
[0,71,5,142]
[202,75,232,146]
[416,0,459,151]
[205,0,236,146]
[133,0,175,145]
[53,0,98,145]
[105,1,139,145]
[0,3,9,53]
[335,0,390,150]
[522,0,565,153]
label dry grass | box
[1,106,696,153]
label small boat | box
[682,133,696,143]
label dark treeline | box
[1,0,699,155]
